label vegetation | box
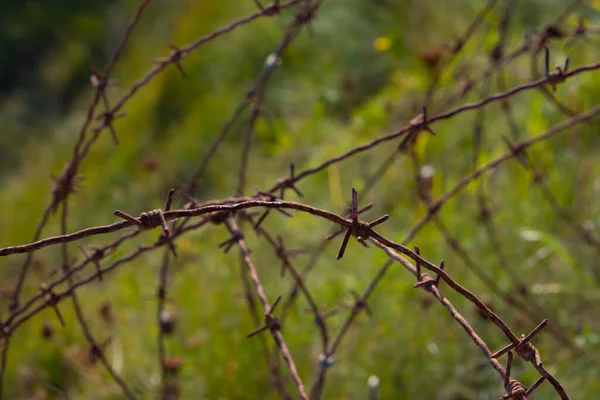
[1,0,599,399]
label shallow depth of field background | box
[1,0,600,399]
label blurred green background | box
[1,0,600,398]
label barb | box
[336,188,388,260]
[243,214,327,350]
[236,213,293,399]
[225,218,308,400]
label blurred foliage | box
[1,0,600,399]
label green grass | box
[1,0,600,399]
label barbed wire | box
[1,0,598,399]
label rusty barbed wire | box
[266,60,600,197]
[0,0,156,395]
[435,5,600,114]
[410,138,581,353]
[2,184,578,398]
[1,1,599,399]
[421,0,499,109]
[0,178,589,399]
[4,104,599,258]
[186,0,321,197]
[225,217,308,400]
[1,86,598,400]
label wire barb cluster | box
[336,188,389,260]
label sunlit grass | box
[1,1,600,399]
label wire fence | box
[1,0,599,399]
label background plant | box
[1,0,600,399]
